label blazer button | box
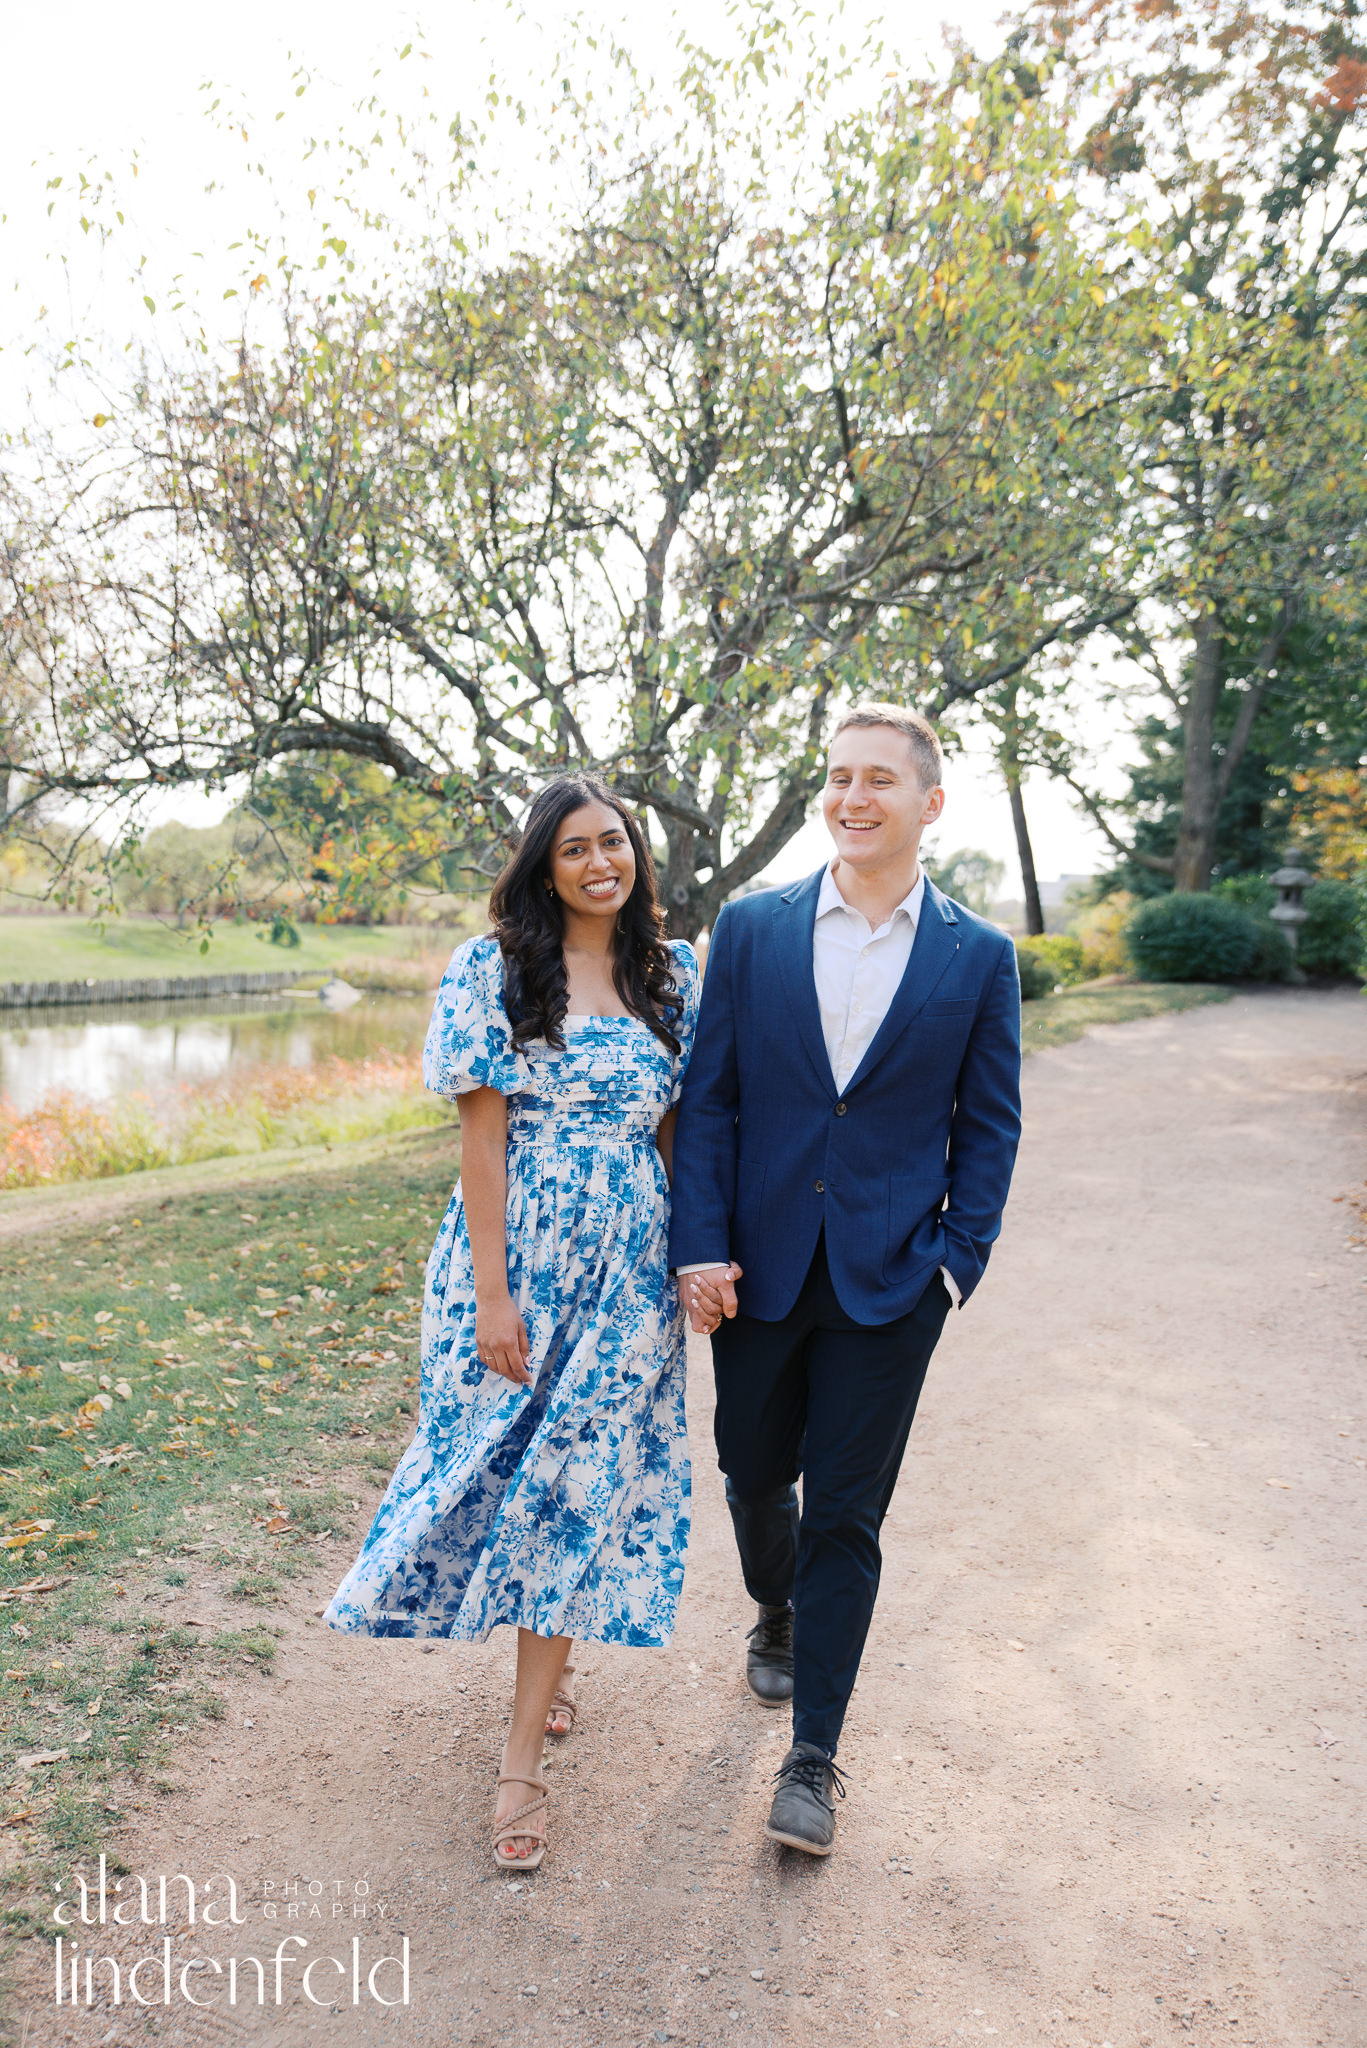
[814,1179,825,1194]
[834,1101,847,1116]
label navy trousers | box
[712,1235,950,1758]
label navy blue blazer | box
[668,868,1023,1324]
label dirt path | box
[15,988,1367,2048]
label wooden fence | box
[0,970,318,1011]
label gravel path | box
[19,988,1366,2048]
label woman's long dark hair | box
[488,774,682,1055]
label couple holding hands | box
[326,702,1022,1868]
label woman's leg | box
[545,1643,576,1735]
[495,1627,572,1859]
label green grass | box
[0,1126,456,1942]
[1022,979,1232,1050]
[0,914,469,985]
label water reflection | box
[0,992,433,1115]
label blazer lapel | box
[846,878,960,1091]
[773,869,837,1098]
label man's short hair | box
[830,702,944,790]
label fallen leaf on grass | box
[1,1809,32,1827]
[87,1696,102,1716]
[263,1514,292,1535]
[0,1576,71,1604]
[16,1749,69,1769]
[84,1444,142,1469]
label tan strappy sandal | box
[545,1660,577,1738]
[492,1773,549,1871]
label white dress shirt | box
[813,860,924,1090]
[681,860,961,1306]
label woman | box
[325,774,700,1870]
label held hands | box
[474,1293,532,1386]
[684,1263,743,1335]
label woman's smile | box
[549,801,637,921]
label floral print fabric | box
[325,933,700,1647]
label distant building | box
[1037,873,1095,909]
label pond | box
[0,990,435,1115]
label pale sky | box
[1,0,1127,889]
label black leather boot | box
[745,1603,794,1707]
[764,1742,846,1856]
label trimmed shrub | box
[1123,892,1269,981]
[1214,872,1365,978]
[1212,873,1275,915]
[1297,879,1366,979]
[1016,933,1088,993]
[1014,942,1056,1002]
[1250,918,1295,982]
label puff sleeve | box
[422,935,532,1100]
[666,940,703,1108]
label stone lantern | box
[1268,848,1314,959]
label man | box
[669,703,1021,1856]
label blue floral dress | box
[325,934,700,1648]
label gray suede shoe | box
[764,1742,846,1856]
[745,1604,794,1707]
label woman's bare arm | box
[457,1086,531,1386]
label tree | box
[925,846,1006,916]
[250,753,477,916]
[4,27,1146,932]
[1082,711,1294,898]
[971,682,1048,932]
[1020,0,1367,892]
[1284,766,1367,878]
